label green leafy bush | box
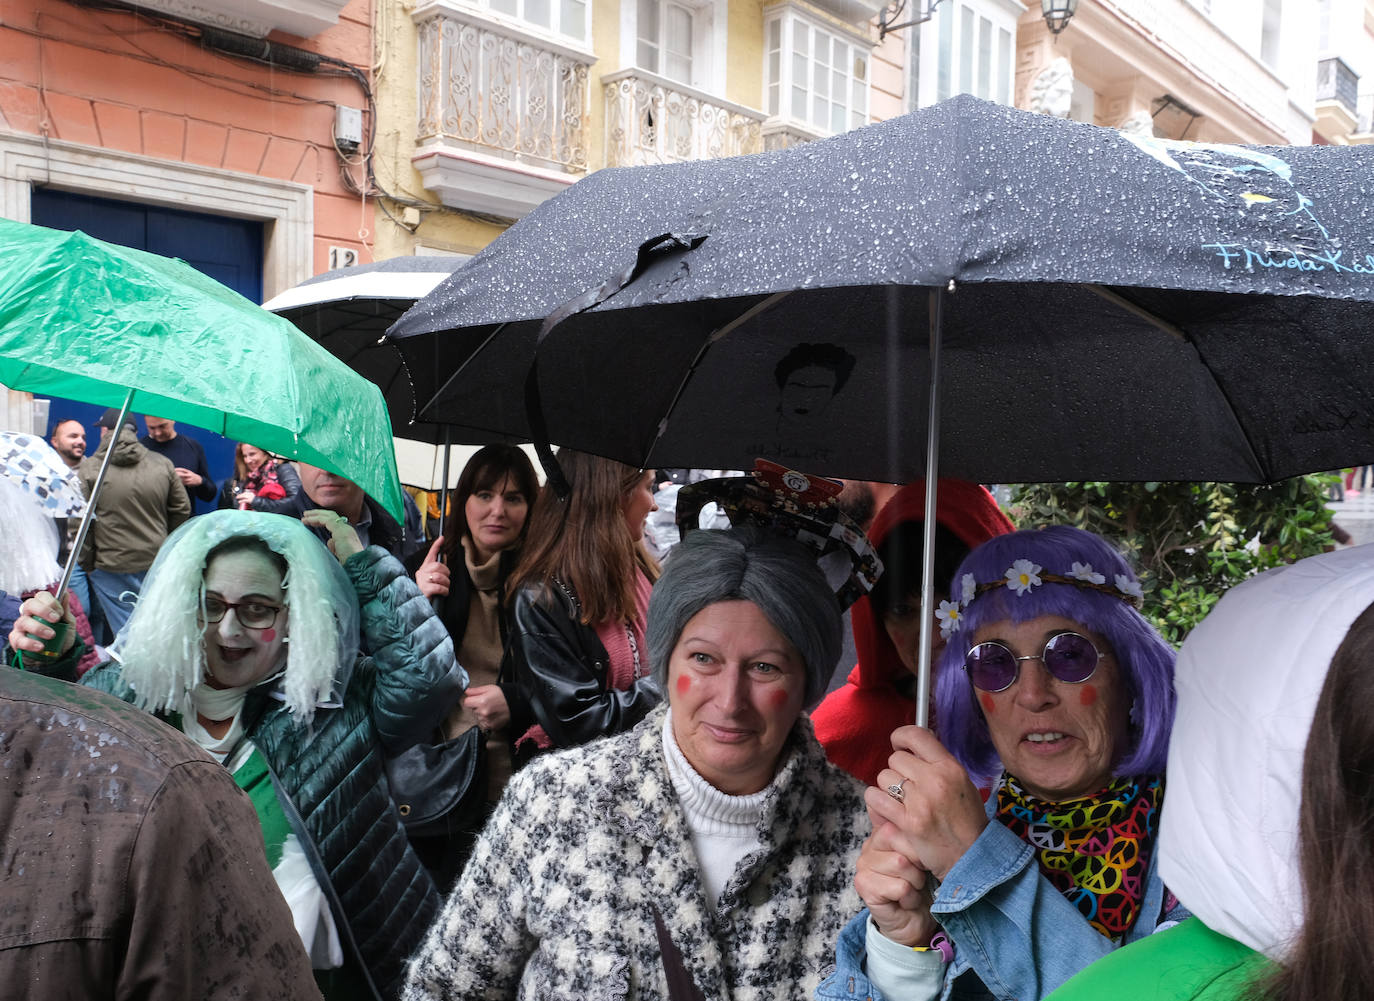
[1008,477,1337,646]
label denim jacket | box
[818,783,1186,1001]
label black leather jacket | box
[504,578,662,749]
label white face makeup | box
[201,548,288,691]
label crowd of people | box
[3,421,1372,1001]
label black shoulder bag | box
[382,646,489,890]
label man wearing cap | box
[78,409,191,638]
[140,416,216,514]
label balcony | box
[149,0,352,37]
[1317,57,1359,115]
[602,70,766,167]
[761,119,824,151]
[1097,0,1310,144]
[413,0,594,218]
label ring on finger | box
[886,778,909,803]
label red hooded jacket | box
[810,479,1014,787]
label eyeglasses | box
[964,632,1107,693]
[201,595,285,631]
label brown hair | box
[504,448,659,625]
[232,443,250,483]
[1254,599,1374,1001]
[233,443,274,483]
[439,445,539,565]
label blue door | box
[30,189,265,512]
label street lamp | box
[878,0,947,41]
[882,0,1078,41]
[1041,0,1079,35]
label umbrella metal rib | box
[641,291,794,472]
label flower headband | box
[935,558,1144,639]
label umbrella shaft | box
[915,287,945,729]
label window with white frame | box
[906,0,1019,111]
[486,0,588,41]
[638,0,695,84]
[765,5,871,135]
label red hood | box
[811,478,1013,785]
[850,479,1015,692]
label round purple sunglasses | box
[964,632,1108,693]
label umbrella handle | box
[55,389,134,604]
[432,426,454,615]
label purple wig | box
[935,525,1176,785]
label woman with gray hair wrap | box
[10,509,463,1001]
[404,526,872,1001]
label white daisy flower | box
[961,573,976,605]
[1070,561,1105,585]
[936,599,963,638]
[1115,573,1144,601]
[1005,559,1043,596]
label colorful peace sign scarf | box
[995,773,1164,940]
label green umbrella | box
[0,217,405,555]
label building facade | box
[368,0,911,257]
[1312,0,1374,143]
[0,0,374,437]
[374,0,1369,261]
[0,0,377,295]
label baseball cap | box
[96,408,137,431]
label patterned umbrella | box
[0,476,62,594]
[0,430,86,518]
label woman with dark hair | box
[404,526,870,1000]
[812,479,1015,786]
[1045,544,1374,1001]
[500,447,662,753]
[409,445,538,786]
[823,526,1184,1001]
[11,509,460,1001]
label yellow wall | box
[728,0,767,110]
[585,0,622,172]
[370,0,510,259]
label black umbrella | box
[264,256,468,447]
[387,94,1374,721]
[264,255,516,536]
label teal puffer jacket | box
[83,546,463,1000]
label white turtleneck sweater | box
[661,709,778,911]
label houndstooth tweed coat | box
[403,703,869,1001]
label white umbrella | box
[267,255,517,537]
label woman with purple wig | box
[819,526,1186,1001]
